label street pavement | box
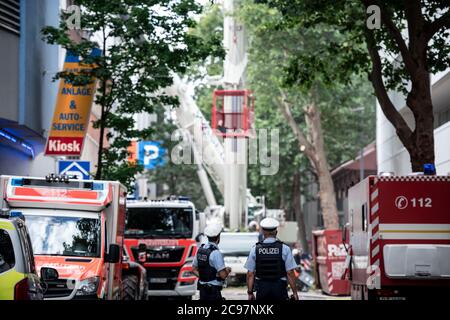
[194,286,350,300]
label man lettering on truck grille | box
[245,217,299,301]
[192,223,231,301]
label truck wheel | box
[123,275,139,300]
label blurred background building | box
[0,0,101,177]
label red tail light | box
[14,278,30,300]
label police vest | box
[255,240,286,280]
[197,244,221,283]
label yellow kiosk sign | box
[45,49,101,156]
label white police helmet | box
[260,217,279,230]
[204,223,222,237]
[248,220,258,231]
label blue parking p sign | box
[138,141,166,170]
[58,161,91,180]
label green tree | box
[260,0,450,172]
[238,1,375,232]
[42,0,213,189]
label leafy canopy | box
[258,0,450,95]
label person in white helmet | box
[192,223,231,301]
[244,217,299,301]
[248,220,258,232]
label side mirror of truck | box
[105,244,120,263]
[40,267,59,281]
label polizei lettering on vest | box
[258,247,280,255]
[48,140,81,152]
[198,253,208,261]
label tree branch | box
[425,10,450,41]
[361,0,416,77]
[276,90,318,174]
[365,29,413,149]
[403,0,427,54]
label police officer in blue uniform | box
[245,218,299,301]
[192,223,231,301]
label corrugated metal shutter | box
[0,0,20,35]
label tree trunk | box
[407,69,435,172]
[94,96,106,180]
[278,183,285,215]
[292,171,308,252]
[278,90,340,230]
[305,103,340,230]
[94,28,109,180]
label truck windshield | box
[125,207,193,239]
[25,215,101,257]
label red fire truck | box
[344,174,450,300]
[0,175,146,300]
[123,197,204,299]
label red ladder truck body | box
[345,175,450,300]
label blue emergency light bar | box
[9,211,25,221]
[10,177,103,190]
[424,163,436,176]
[92,182,104,190]
[0,129,35,158]
[11,178,23,186]
[167,195,190,201]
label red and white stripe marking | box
[369,181,381,288]
[301,259,311,271]
[327,272,334,292]
[378,176,450,182]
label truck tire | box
[123,275,139,300]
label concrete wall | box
[0,1,60,177]
[0,30,19,121]
[19,0,60,136]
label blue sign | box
[58,161,91,180]
[138,141,166,170]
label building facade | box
[0,0,100,177]
[0,0,59,176]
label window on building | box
[0,0,20,35]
